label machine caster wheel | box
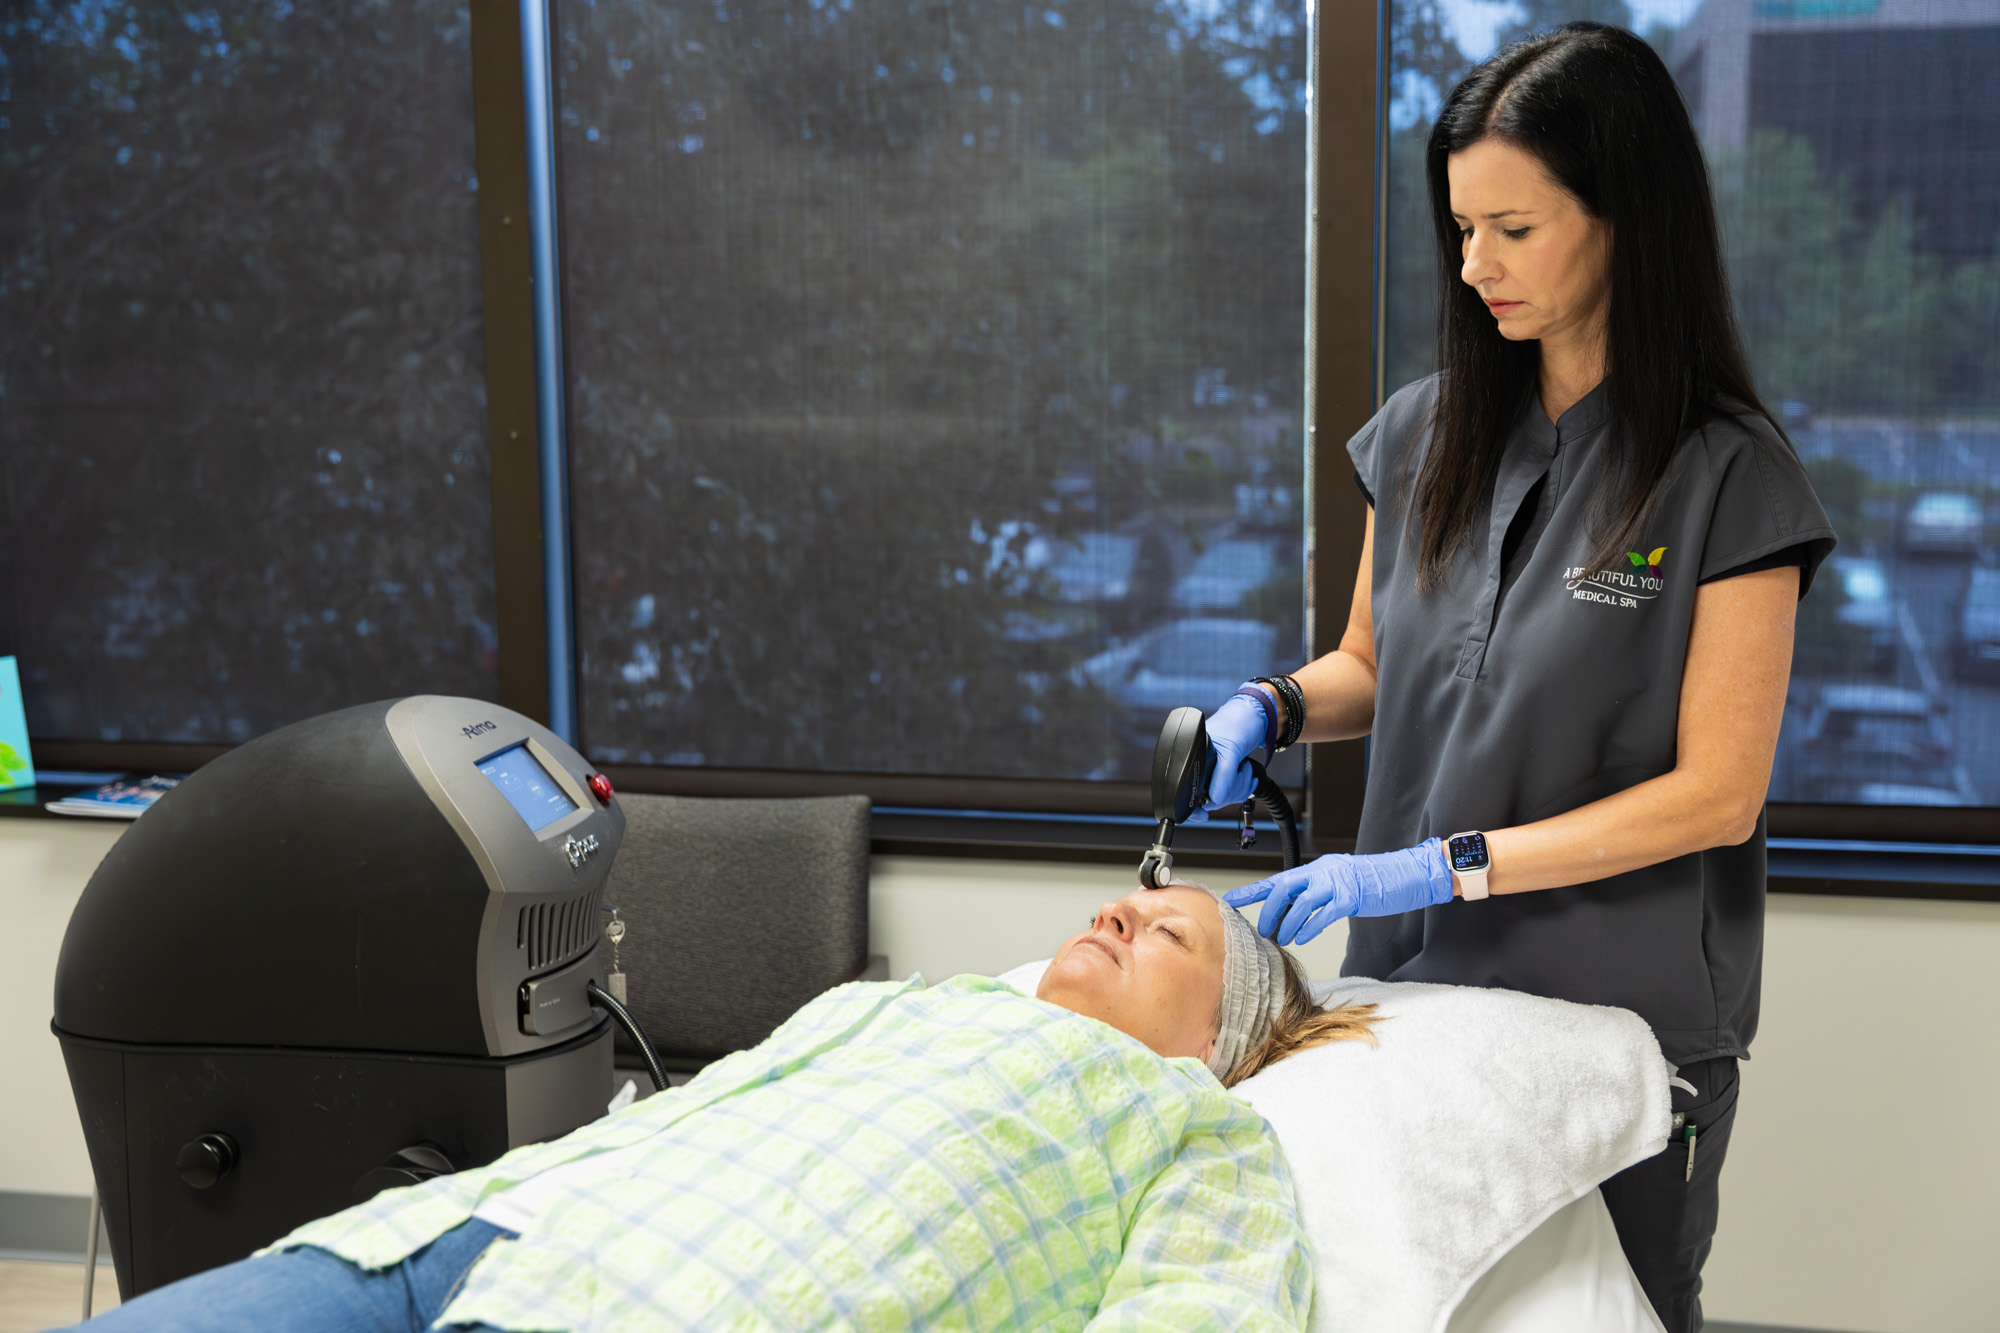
[353,1143,455,1203]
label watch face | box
[1449,832,1489,873]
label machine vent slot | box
[516,888,603,973]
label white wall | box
[1,818,124,1196]
[868,853,1352,983]
[1700,893,2000,1333]
[6,823,1994,1329]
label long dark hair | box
[1413,22,1780,590]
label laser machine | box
[53,697,630,1297]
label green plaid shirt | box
[269,974,1312,1331]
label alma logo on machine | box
[461,720,499,740]
[563,833,600,868]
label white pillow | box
[992,961,1672,1333]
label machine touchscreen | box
[478,743,578,832]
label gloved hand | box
[1195,690,1273,818]
[1224,838,1454,945]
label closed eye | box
[1503,226,1531,240]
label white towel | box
[1246,976,1673,1333]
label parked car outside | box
[1902,492,1983,555]
[1049,530,1172,620]
[1170,539,1283,612]
[1077,617,1279,721]
[1826,556,1897,672]
[1001,529,1173,646]
[1959,566,2000,678]
[1792,683,1958,799]
[1233,483,1294,530]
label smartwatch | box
[1446,831,1491,901]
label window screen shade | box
[557,0,1310,783]
[0,2,497,744]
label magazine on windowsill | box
[46,774,184,819]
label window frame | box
[19,0,1998,885]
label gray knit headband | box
[1201,888,1289,1080]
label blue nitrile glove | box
[1193,689,1275,820]
[1224,838,1454,945]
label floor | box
[0,1260,120,1331]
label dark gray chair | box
[602,793,875,1074]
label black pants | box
[1598,1056,1740,1333]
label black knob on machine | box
[175,1133,240,1190]
[352,1143,456,1204]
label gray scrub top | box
[1343,375,1835,1065]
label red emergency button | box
[587,773,614,804]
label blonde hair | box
[1220,948,1379,1088]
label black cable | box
[586,979,669,1094]
[1245,758,1302,871]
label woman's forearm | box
[1255,650,1376,743]
[1473,765,1762,895]
[1464,565,1797,897]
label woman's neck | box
[1537,327,1606,425]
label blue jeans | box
[62,1219,516,1333]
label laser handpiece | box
[1138,706,1301,889]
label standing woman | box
[1209,24,1833,1332]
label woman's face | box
[1448,137,1611,355]
[1035,885,1225,1063]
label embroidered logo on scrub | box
[1565,546,1665,608]
[1627,546,1668,582]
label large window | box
[1383,0,2000,812]
[553,0,1310,786]
[7,0,1995,845]
[0,1,498,744]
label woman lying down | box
[73,884,1377,1333]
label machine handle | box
[1150,706,1215,824]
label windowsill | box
[6,786,1991,903]
[0,784,110,820]
[1765,838,2000,902]
[873,812,2000,903]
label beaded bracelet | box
[1253,674,1307,751]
